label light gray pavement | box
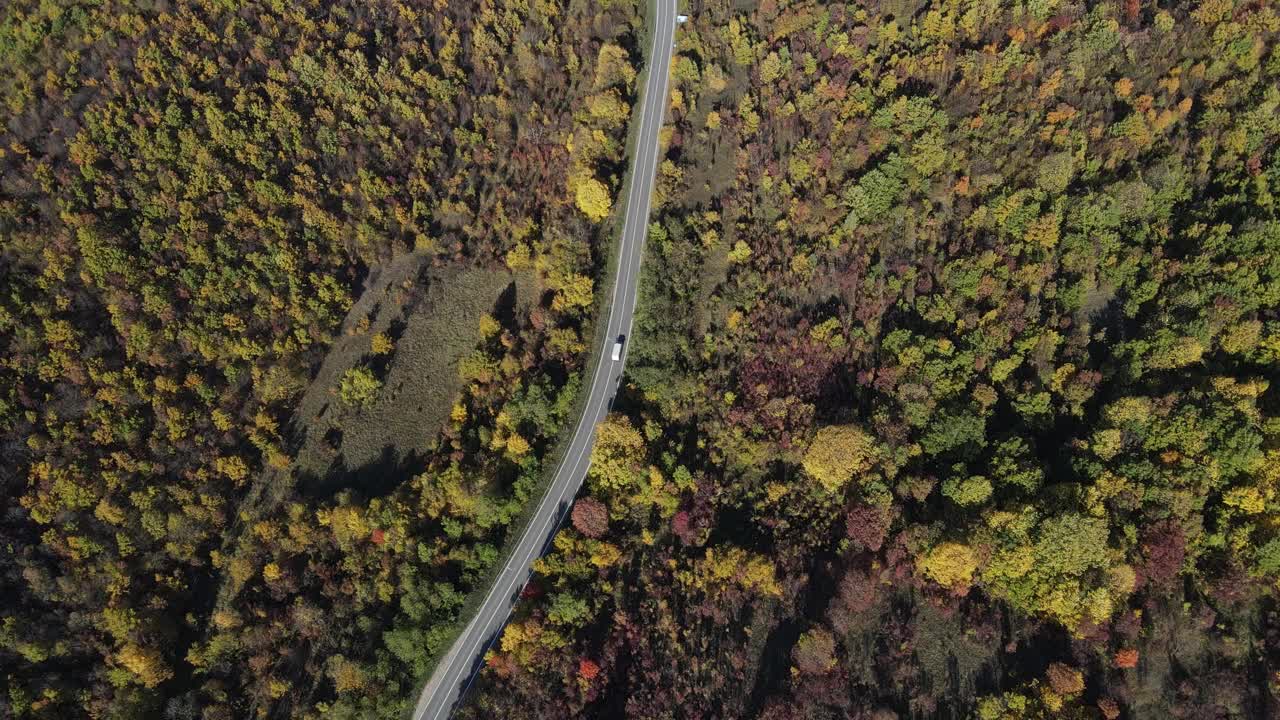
[409,2,678,718]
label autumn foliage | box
[571,498,610,539]
[6,0,1280,718]
[457,1,1280,719]
[0,0,641,717]
[1114,649,1140,669]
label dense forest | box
[6,0,1280,719]
[459,0,1280,719]
[0,0,641,718]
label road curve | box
[410,2,677,718]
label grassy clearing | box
[289,261,535,497]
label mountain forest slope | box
[0,0,642,717]
[5,0,1280,719]
[460,1,1280,718]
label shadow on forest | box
[747,616,805,713]
[296,444,428,500]
[493,280,518,327]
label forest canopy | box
[0,0,641,718]
[459,0,1280,719]
[5,0,1280,719]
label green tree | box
[338,367,381,409]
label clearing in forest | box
[286,258,537,498]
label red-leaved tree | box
[571,497,609,538]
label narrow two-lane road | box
[410,2,678,718]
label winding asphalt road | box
[410,2,677,718]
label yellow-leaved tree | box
[919,542,979,591]
[801,424,878,492]
[574,175,612,222]
[588,415,648,499]
[551,272,594,313]
[117,643,172,688]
